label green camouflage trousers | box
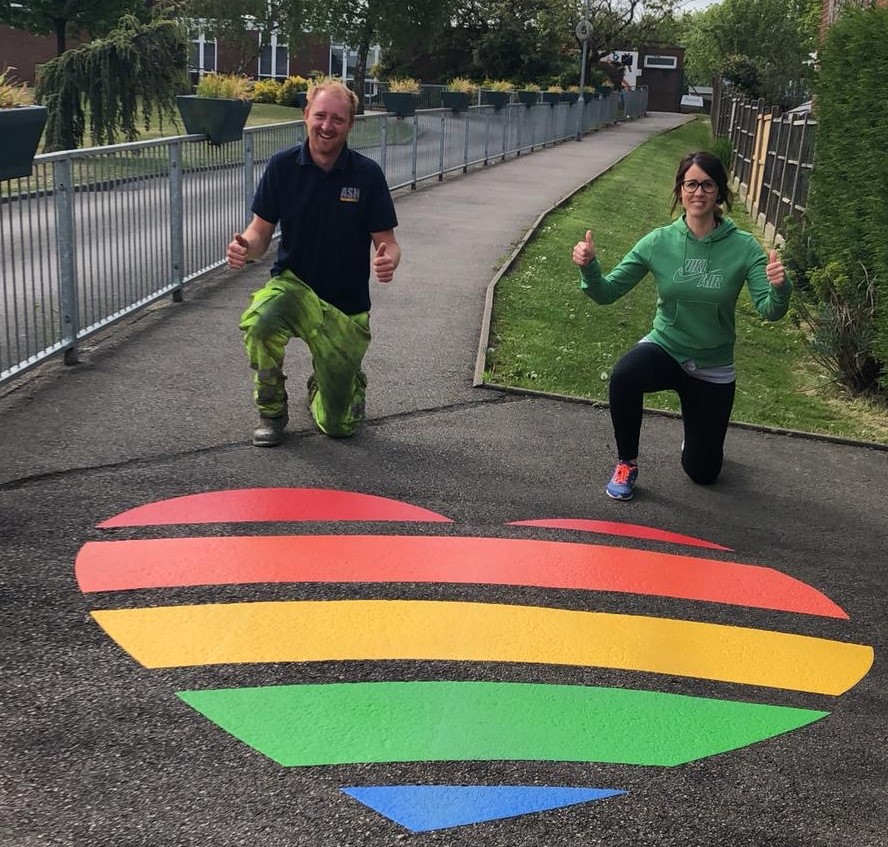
[239,270,371,438]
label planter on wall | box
[441,91,472,113]
[0,105,48,181]
[281,91,308,109]
[481,90,510,110]
[516,90,539,107]
[176,95,252,145]
[541,92,561,106]
[382,92,420,118]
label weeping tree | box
[35,14,189,151]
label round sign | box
[575,19,592,41]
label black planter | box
[481,90,510,110]
[516,90,539,107]
[560,92,575,103]
[0,105,48,181]
[541,92,561,106]
[441,91,472,113]
[176,95,253,145]
[277,90,307,109]
[382,92,420,118]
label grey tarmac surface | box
[1,112,886,847]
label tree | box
[35,13,188,150]
[283,0,450,113]
[172,0,291,74]
[680,0,819,103]
[386,0,680,87]
[0,0,145,55]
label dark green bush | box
[805,5,888,393]
[791,258,882,393]
[710,136,732,171]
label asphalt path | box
[1,111,886,847]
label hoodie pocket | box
[657,300,729,350]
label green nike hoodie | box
[579,216,793,368]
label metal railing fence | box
[1,89,645,387]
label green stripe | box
[178,681,828,767]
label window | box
[259,33,289,78]
[643,55,678,70]
[190,35,217,73]
[328,43,382,81]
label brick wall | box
[0,26,85,84]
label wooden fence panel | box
[712,86,815,244]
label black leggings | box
[609,342,736,485]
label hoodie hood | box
[672,215,738,276]
[673,214,737,243]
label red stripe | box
[98,488,453,528]
[508,519,732,551]
[75,535,847,618]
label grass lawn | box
[484,116,888,445]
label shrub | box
[277,75,309,106]
[251,78,281,104]
[196,72,251,99]
[0,67,31,108]
[710,136,732,171]
[585,67,606,87]
[719,54,762,98]
[806,4,888,391]
[521,82,541,92]
[445,76,476,94]
[483,79,513,92]
[792,259,882,393]
[387,77,420,93]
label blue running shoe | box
[606,461,638,500]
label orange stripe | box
[77,534,848,618]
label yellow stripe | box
[92,600,873,695]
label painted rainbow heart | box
[75,488,874,832]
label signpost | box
[575,1,592,140]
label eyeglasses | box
[681,179,718,195]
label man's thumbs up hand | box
[226,232,250,269]
[373,240,396,283]
[572,229,597,267]
[766,247,785,287]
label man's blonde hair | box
[306,78,359,119]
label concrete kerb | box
[471,118,888,455]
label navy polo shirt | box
[251,142,398,314]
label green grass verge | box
[484,117,888,445]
